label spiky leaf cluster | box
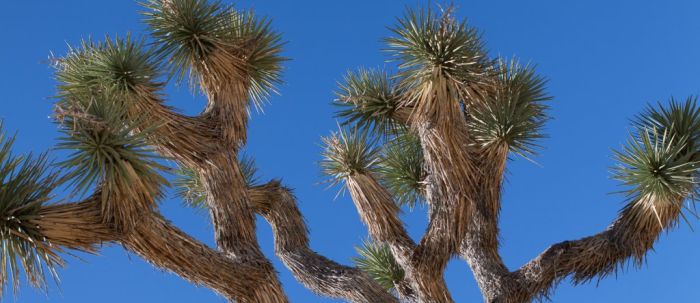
[386,7,489,99]
[174,166,206,208]
[334,68,403,135]
[378,132,425,208]
[0,127,60,296]
[54,35,167,202]
[142,0,230,83]
[55,100,167,201]
[634,96,700,156]
[352,241,404,291]
[469,58,550,157]
[320,128,380,185]
[228,10,285,109]
[143,0,284,107]
[613,127,698,202]
[54,35,160,111]
[175,154,260,209]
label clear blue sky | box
[1,1,699,302]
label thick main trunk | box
[400,76,478,302]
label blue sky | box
[1,1,699,302]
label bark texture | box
[250,182,399,303]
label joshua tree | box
[0,1,697,302]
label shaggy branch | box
[249,181,399,303]
[346,173,461,301]
[456,144,513,301]
[130,92,220,166]
[34,197,275,302]
[407,98,477,303]
[504,197,684,302]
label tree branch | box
[197,152,287,302]
[126,67,288,301]
[249,181,400,303]
[458,144,517,302]
[504,197,683,302]
[118,88,220,166]
[34,197,280,303]
[409,111,476,303]
[345,173,461,301]
[121,209,275,302]
[345,174,415,262]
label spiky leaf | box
[469,58,550,157]
[352,241,404,291]
[386,6,490,100]
[55,100,168,206]
[142,0,230,84]
[320,127,380,185]
[0,126,60,296]
[227,10,285,109]
[379,132,425,208]
[634,96,700,155]
[143,0,284,108]
[54,35,160,112]
[174,166,207,209]
[334,68,403,136]
[613,127,698,202]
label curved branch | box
[249,181,399,303]
[409,123,475,303]
[346,173,459,301]
[122,210,273,302]
[503,198,683,302]
[345,174,415,259]
[33,200,115,251]
[197,152,287,302]
[129,87,287,300]
[129,89,220,166]
[34,198,276,303]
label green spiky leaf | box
[173,166,207,209]
[142,0,230,84]
[469,58,550,157]
[386,6,490,99]
[143,0,284,108]
[320,127,380,185]
[0,126,61,296]
[55,100,167,199]
[54,35,160,111]
[352,240,404,291]
[379,131,425,208]
[334,68,403,136]
[613,127,698,202]
[634,96,700,155]
[227,9,285,109]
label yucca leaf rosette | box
[611,98,700,237]
[54,36,168,230]
[378,132,425,208]
[334,68,405,136]
[320,127,380,187]
[0,127,60,296]
[352,240,405,292]
[469,58,551,157]
[143,0,284,109]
